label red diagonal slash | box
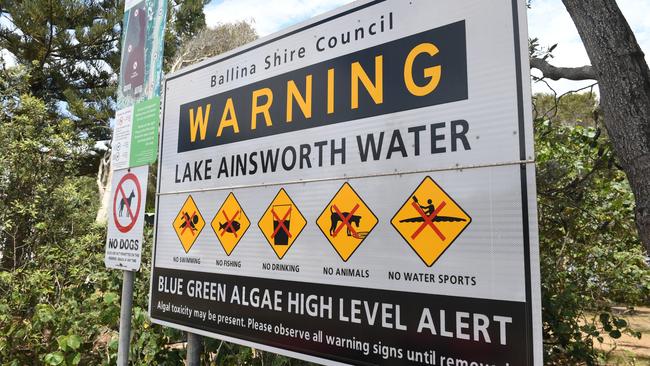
[411,201,446,240]
[332,204,360,238]
[180,211,197,235]
[220,209,240,238]
[271,207,292,239]
[117,185,136,223]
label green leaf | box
[609,329,622,339]
[67,334,82,350]
[103,292,118,305]
[44,352,64,365]
[71,352,81,365]
[36,305,54,323]
[56,335,68,351]
[109,338,119,351]
[613,318,627,328]
[603,323,613,332]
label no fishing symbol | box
[211,193,250,255]
[112,171,142,233]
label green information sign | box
[111,0,166,170]
[129,97,160,166]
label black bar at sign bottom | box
[150,267,528,365]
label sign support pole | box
[117,270,135,366]
[187,332,202,365]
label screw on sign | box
[112,171,142,233]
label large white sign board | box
[150,0,541,364]
[106,166,148,271]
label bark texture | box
[530,57,595,81]
[562,0,650,253]
[95,148,112,224]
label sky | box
[203,0,650,95]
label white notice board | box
[150,1,541,364]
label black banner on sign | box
[177,21,468,153]
[150,268,526,365]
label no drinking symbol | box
[258,188,307,260]
[271,204,292,245]
[112,172,142,233]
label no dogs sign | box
[106,166,148,271]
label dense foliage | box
[0,66,92,271]
[0,0,121,144]
[535,93,650,364]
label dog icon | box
[119,190,136,217]
[329,206,362,237]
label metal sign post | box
[117,270,135,366]
[107,0,166,363]
[186,332,203,365]
[106,166,147,365]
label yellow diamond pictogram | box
[258,188,306,260]
[316,182,378,261]
[210,193,250,255]
[173,195,205,253]
[391,176,471,267]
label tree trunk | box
[562,0,650,253]
[96,148,112,224]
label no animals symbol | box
[112,172,143,233]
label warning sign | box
[173,195,205,253]
[210,193,250,255]
[258,188,306,260]
[391,176,471,267]
[316,183,377,261]
[150,0,543,364]
[105,166,148,271]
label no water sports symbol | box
[258,188,307,260]
[211,193,250,255]
[173,195,205,253]
[391,176,471,267]
[112,170,142,233]
[316,182,378,261]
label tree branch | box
[530,57,596,81]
